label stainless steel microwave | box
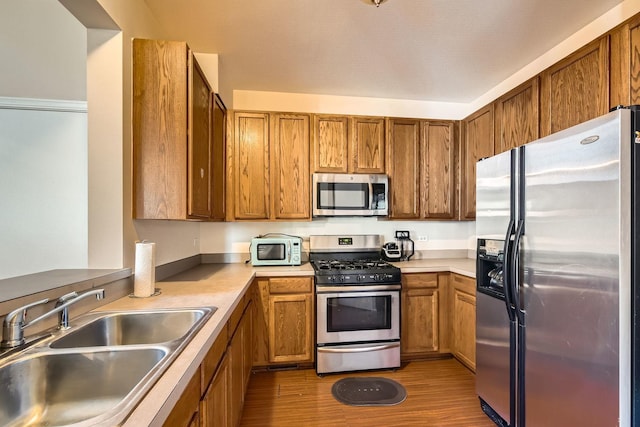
[312,173,388,217]
[250,236,302,266]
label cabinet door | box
[540,37,609,137]
[461,105,494,220]
[210,94,226,221]
[312,115,349,173]
[349,116,385,173]
[401,273,439,356]
[387,119,421,219]
[163,367,200,427]
[423,121,456,219]
[610,16,640,108]
[268,293,313,363]
[200,354,230,427]
[452,288,476,372]
[233,112,270,219]
[188,57,212,218]
[242,302,253,391]
[252,279,270,367]
[229,319,244,427]
[271,114,310,219]
[494,77,539,155]
[402,288,439,355]
[132,39,188,220]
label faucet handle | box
[56,292,78,306]
[4,298,50,327]
[1,298,49,349]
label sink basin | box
[50,308,211,348]
[0,348,167,426]
[0,306,216,426]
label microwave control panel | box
[291,241,301,264]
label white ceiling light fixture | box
[361,0,389,7]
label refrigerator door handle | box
[511,218,525,324]
[502,219,516,322]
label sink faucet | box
[1,288,105,349]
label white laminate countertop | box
[90,258,475,426]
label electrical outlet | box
[395,230,410,239]
[418,235,428,242]
[193,238,199,249]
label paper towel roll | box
[134,241,156,297]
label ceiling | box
[144,0,623,103]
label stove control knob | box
[358,274,367,282]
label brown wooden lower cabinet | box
[253,276,314,367]
[167,288,252,427]
[163,367,201,427]
[167,271,478,425]
[450,273,477,372]
[401,273,440,358]
[200,354,229,427]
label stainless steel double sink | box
[0,307,216,426]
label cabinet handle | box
[200,168,205,179]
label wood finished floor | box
[240,358,496,427]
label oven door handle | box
[317,343,399,353]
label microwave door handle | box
[368,182,374,209]
[286,243,291,262]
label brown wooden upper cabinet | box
[210,94,227,221]
[494,77,540,155]
[133,38,223,221]
[271,114,311,219]
[386,119,456,219]
[231,112,271,220]
[609,14,640,108]
[312,115,349,173]
[460,105,494,220]
[229,111,310,221]
[540,37,610,137]
[350,116,385,173]
[312,115,385,173]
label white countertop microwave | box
[312,173,388,217]
[250,236,302,266]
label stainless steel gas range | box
[310,235,402,375]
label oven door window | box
[256,243,285,260]
[326,295,392,332]
[317,183,369,210]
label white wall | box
[0,0,86,100]
[0,99,88,279]
[200,219,475,257]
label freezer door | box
[476,291,513,425]
[522,110,631,426]
[476,149,514,240]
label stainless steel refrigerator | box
[475,107,638,427]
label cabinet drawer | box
[403,273,438,289]
[200,327,228,395]
[451,273,475,295]
[269,277,312,294]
